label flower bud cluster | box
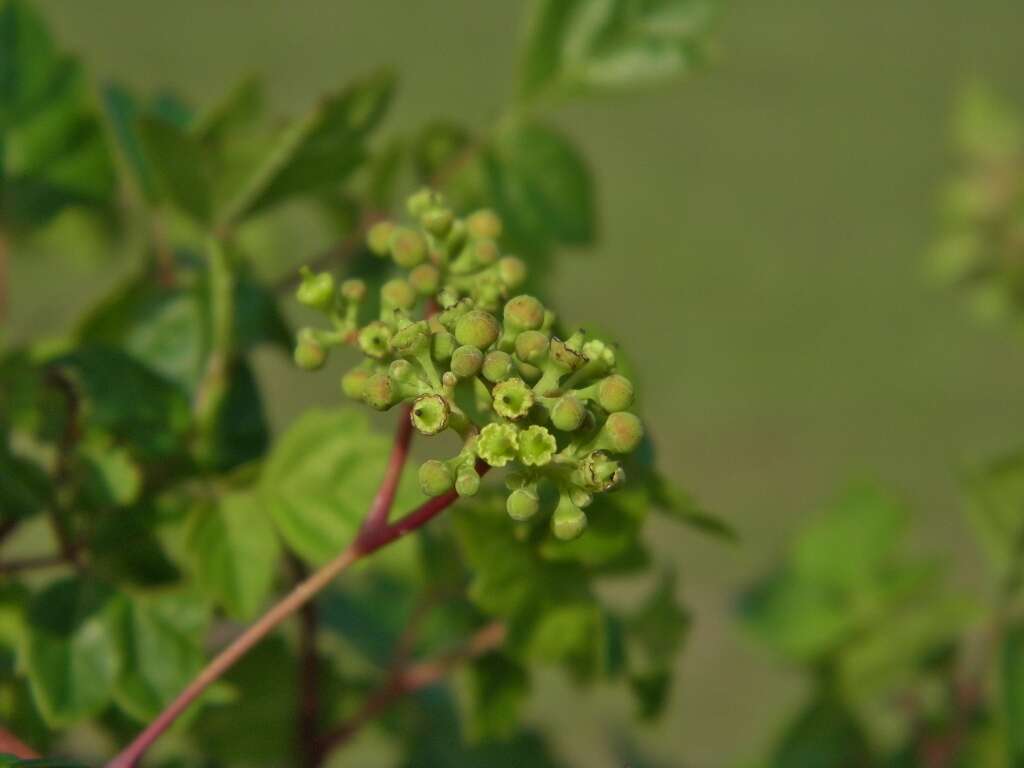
[294,189,644,540]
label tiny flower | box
[466,208,503,240]
[451,345,484,378]
[455,309,500,349]
[492,377,534,420]
[548,338,586,373]
[514,330,549,365]
[593,412,644,454]
[455,463,481,496]
[390,321,430,357]
[367,221,395,256]
[381,278,416,311]
[597,374,635,413]
[296,268,335,311]
[418,459,454,496]
[294,328,327,370]
[340,278,367,302]
[407,187,441,217]
[409,264,441,295]
[482,350,513,383]
[518,425,557,466]
[359,322,393,359]
[498,257,527,289]
[504,295,545,333]
[550,394,586,432]
[389,226,427,268]
[570,487,593,509]
[421,206,454,237]
[476,423,520,467]
[340,367,370,400]
[551,493,587,541]
[410,394,450,436]
[363,372,396,410]
[506,487,539,521]
[576,451,625,492]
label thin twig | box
[359,405,414,541]
[291,556,322,768]
[318,621,506,755]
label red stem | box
[359,405,414,543]
[0,726,39,759]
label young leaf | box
[518,0,717,104]
[0,443,50,521]
[220,70,394,227]
[185,490,280,619]
[967,451,1024,579]
[466,653,529,742]
[23,578,123,727]
[137,116,213,223]
[766,693,871,768]
[261,407,418,565]
[113,592,207,722]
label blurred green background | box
[8,0,1024,764]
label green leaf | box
[0,0,58,128]
[52,346,191,461]
[101,82,158,201]
[0,443,50,521]
[185,489,279,619]
[466,652,529,742]
[90,504,182,588]
[539,484,647,567]
[204,360,270,471]
[221,70,394,226]
[648,470,737,542]
[766,693,871,768]
[261,407,417,566]
[518,0,717,104]
[137,116,212,223]
[23,577,123,727]
[1003,622,1024,765]
[967,451,1024,579]
[77,433,142,508]
[113,592,207,722]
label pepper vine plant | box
[0,1,729,766]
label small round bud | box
[418,459,453,497]
[491,377,534,420]
[341,367,370,400]
[498,257,527,289]
[551,395,586,431]
[296,270,335,310]
[455,464,481,497]
[363,372,396,410]
[482,350,513,383]
[466,209,503,240]
[552,494,587,541]
[597,374,634,413]
[504,295,545,332]
[359,322,393,359]
[432,331,457,362]
[476,423,520,467]
[598,412,644,454]
[407,187,439,218]
[390,321,430,357]
[367,221,395,256]
[410,394,450,436]
[518,425,557,466]
[514,330,549,364]
[442,371,458,390]
[388,359,419,385]
[421,207,454,237]
[450,345,484,378]
[294,329,327,370]
[507,488,539,521]
[389,226,427,268]
[381,279,416,311]
[469,238,499,266]
[454,310,500,349]
[409,264,441,296]
[340,278,367,302]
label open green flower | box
[492,377,534,420]
[518,425,557,467]
[410,394,450,436]
[476,423,520,467]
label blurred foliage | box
[0,0,724,766]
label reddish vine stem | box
[359,405,414,542]
[290,556,322,768]
[0,726,39,760]
[318,621,506,755]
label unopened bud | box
[455,309,500,349]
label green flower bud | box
[363,371,396,410]
[294,328,327,370]
[418,459,454,496]
[476,423,520,467]
[455,464,481,497]
[482,350,513,383]
[596,374,635,413]
[409,264,441,295]
[359,321,393,359]
[432,330,457,362]
[341,367,370,399]
[407,187,439,218]
[551,493,587,541]
[471,276,505,313]
[390,321,430,357]
[570,487,593,509]
[498,257,527,289]
[445,219,468,254]
[491,377,535,420]
[577,451,625,492]
[451,345,484,378]
[550,394,586,431]
[514,330,549,364]
[518,425,557,466]
[388,359,421,387]
[466,209,503,240]
[367,221,395,256]
[549,338,586,372]
[507,488,539,521]
[296,268,335,310]
[381,279,417,311]
[421,207,454,237]
[437,286,460,310]
[594,412,644,454]
[340,278,367,302]
[455,309,500,349]
[504,295,545,332]
[470,238,499,266]
[582,338,616,369]
[389,226,427,268]
[410,394,450,436]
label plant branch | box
[359,405,414,541]
[318,621,506,756]
[0,553,69,575]
[291,556,322,768]
[0,725,39,760]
